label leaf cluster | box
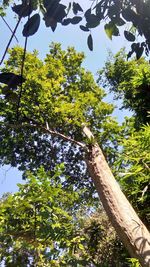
[98,49,150,128]
[0,178,131,267]
[0,166,82,266]
[64,210,129,267]
[0,43,120,198]
[6,0,150,57]
[0,0,12,16]
[115,124,150,229]
[98,50,150,236]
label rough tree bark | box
[83,125,150,267]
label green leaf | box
[71,16,82,24]
[135,44,144,60]
[80,25,89,32]
[44,3,66,27]
[0,72,25,88]
[115,17,125,26]
[87,34,93,51]
[122,8,138,23]
[62,18,72,26]
[84,8,91,20]
[104,22,119,40]
[23,14,40,37]
[78,243,85,250]
[124,30,135,42]
[12,4,33,17]
[72,2,83,15]
[86,14,100,28]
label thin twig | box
[16,1,31,121]
[142,160,150,171]
[16,35,28,120]
[1,16,19,42]
[33,204,37,243]
[0,17,21,65]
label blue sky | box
[0,1,131,196]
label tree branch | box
[0,17,21,65]
[6,121,85,148]
[82,123,95,140]
[1,16,18,42]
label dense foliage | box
[98,49,150,127]
[0,168,130,267]
[1,0,150,58]
[0,166,81,266]
[98,51,150,229]
[71,211,130,267]
[0,43,120,197]
[115,123,150,229]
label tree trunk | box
[83,125,150,267]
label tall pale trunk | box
[83,125,150,267]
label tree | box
[83,125,150,267]
[0,44,119,195]
[70,210,130,267]
[0,44,150,266]
[1,0,150,61]
[98,50,150,228]
[98,49,150,128]
[116,123,150,230]
[0,170,130,267]
[0,165,86,266]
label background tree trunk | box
[83,125,150,267]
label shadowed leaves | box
[72,2,83,15]
[0,72,25,88]
[87,34,93,51]
[6,0,150,57]
[23,14,40,37]
[124,31,135,42]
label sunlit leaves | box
[104,22,119,40]
[0,43,118,195]
[0,166,80,266]
[98,49,150,126]
[98,50,150,227]
[116,125,150,227]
